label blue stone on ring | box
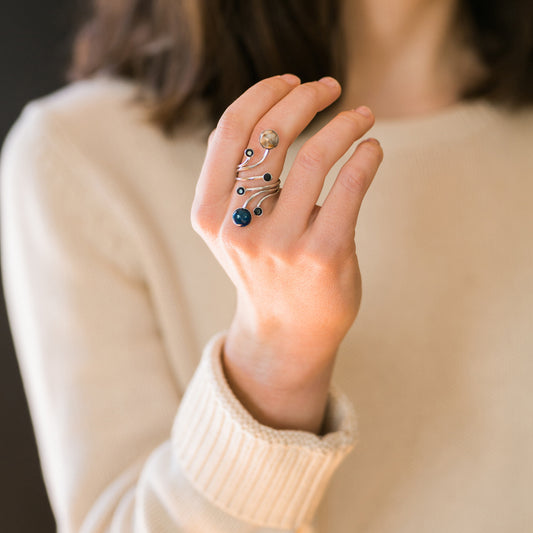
[232,208,252,226]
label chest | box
[321,141,533,532]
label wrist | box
[225,314,338,389]
[221,319,338,434]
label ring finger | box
[274,106,375,236]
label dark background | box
[1,2,84,531]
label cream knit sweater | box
[1,74,532,533]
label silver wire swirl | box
[232,130,281,226]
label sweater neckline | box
[92,74,510,149]
[309,97,506,150]
[100,70,506,148]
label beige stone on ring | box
[259,129,279,150]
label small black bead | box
[263,172,272,181]
[237,186,245,195]
[245,148,254,157]
[232,208,252,226]
[254,207,263,216]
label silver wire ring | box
[232,130,280,227]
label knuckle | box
[218,222,241,251]
[190,203,217,239]
[296,144,326,172]
[219,226,259,257]
[260,78,284,98]
[216,109,243,142]
[294,82,320,102]
[298,243,334,271]
[339,167,367,195]
[301,232,354,267]
[218,226,238,251]
[336,109,364,128]
[262,234,291,260]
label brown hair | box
[67,0,533,136]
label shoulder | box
[483,101,533,146]
[1,76,137,198]
[3,75,138,153]
[23,74,142,123]
[1,76,136,182]
[0,76,163,279]
[500,102,533,134]
[1,74,212,230]
[1,74,211,176]
[493,103,533,171]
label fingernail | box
[279,73,301,85]
[355,105,373,118]
[361,137,380,146]
[318,76,340,88]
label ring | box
[232,129,281,227]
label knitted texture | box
[172,331,358,529]
[2,74,533,532]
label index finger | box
[196,74,301,205]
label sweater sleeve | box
[0,102,358,533]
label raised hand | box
[191,74,383,434]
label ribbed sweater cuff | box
[171,330,358,529]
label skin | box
[191,0,486,435]
[338,0,487,116]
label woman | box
[1,0,532,531]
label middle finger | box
[223,77,342,230]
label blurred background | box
[1,1,84,530]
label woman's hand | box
[191,74,383,433]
